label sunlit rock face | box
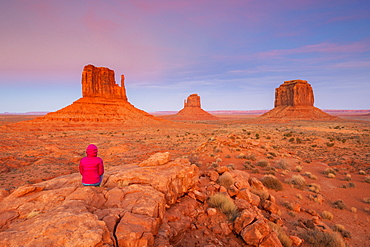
[261,80,336,120]
[81,64,127,101]
[163,94,218,120]
[274,80,314,107]
[183,94,201,108]
[30,65,167,124]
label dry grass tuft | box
[307,183,321,193]
[300,228,346,247]
[217,172,234,188]
[208,193,239,221]
[321,210,334,220]
[268,221,292,247]
[256,159,269,167]
[287,175,306,190]
[332,200,346,210]
[260,175,283,191]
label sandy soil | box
[0,113,369,246]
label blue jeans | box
[82,175,103,186]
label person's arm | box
[79,159,84,175]
[98,158,104,176]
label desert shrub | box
[277,159,290,170]
[225,155,231,159]
[255,133,260,139]
[307,183,321,193]
[332,200,346,210]
[351,207,357,213]
[256,160,269,167]
[296,138,302,144]
[268,152,277,157]
[347,182,356,188]
[268,221,292,247]
[236,153,246,159]
[365,176,370,183]
[251,168,260,174]
[289,137,295,142]
[363,197,370,204]
[260,175,283,191]
[295,165,303,172]
[217,172,234,188]
[227,163,236,171]
[250,188,269,201]
[245,154,257,161]
[208,193,239,221]
[288,175,306,190]
[358,170,366,175]
[296,193,303,199]
[215,158,222,163]
[332,224,351,239]
[344,174,352,181]
[324,168,337,175]
[300,228,346,247]
[327,173,336,178]
[214,148,223,153]
[326,142,335,147]
[282,201,293,211]
[321,211,334,220]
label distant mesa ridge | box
[261,79,336,120]
[32,64,166,124]
[162,94,218,120]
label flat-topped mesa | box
[184,94,201,108]
[30,64,169,124]
[260,79,337,120]
[161,93,218,120]
[274,79,314,107]
[82,64,127,101]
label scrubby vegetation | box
[300,228,346,247]
[208,193,239,221]
[260,175,283,191]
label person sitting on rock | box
[79,144,104,186]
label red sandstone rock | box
[32,64,168,125]
[274,80,314,107]
[261,79,336,120]
[0,153,198,247]
[161,94,218,120]
[82,64,127,100]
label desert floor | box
[0,113,369,246]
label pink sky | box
[1,0,369,112]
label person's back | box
[79,144,104,186]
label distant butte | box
[260,80,336,120]
[162,94,218,120]
[33,65,167,124]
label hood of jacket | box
[86,144,98,157]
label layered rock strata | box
[162,94,218,120]
[261,80,336,120]
[33,65,166,124]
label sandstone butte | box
[31,64,167,125]
[162,94,218,120]
[0,151,304,247]
[260,80,337,120]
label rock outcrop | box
[33,65,167,124]
[0,153,199,247]
[161,94,218,120]
[261,80,336,120]
[82,64,127,100]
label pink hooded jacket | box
[79,144,104,185]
